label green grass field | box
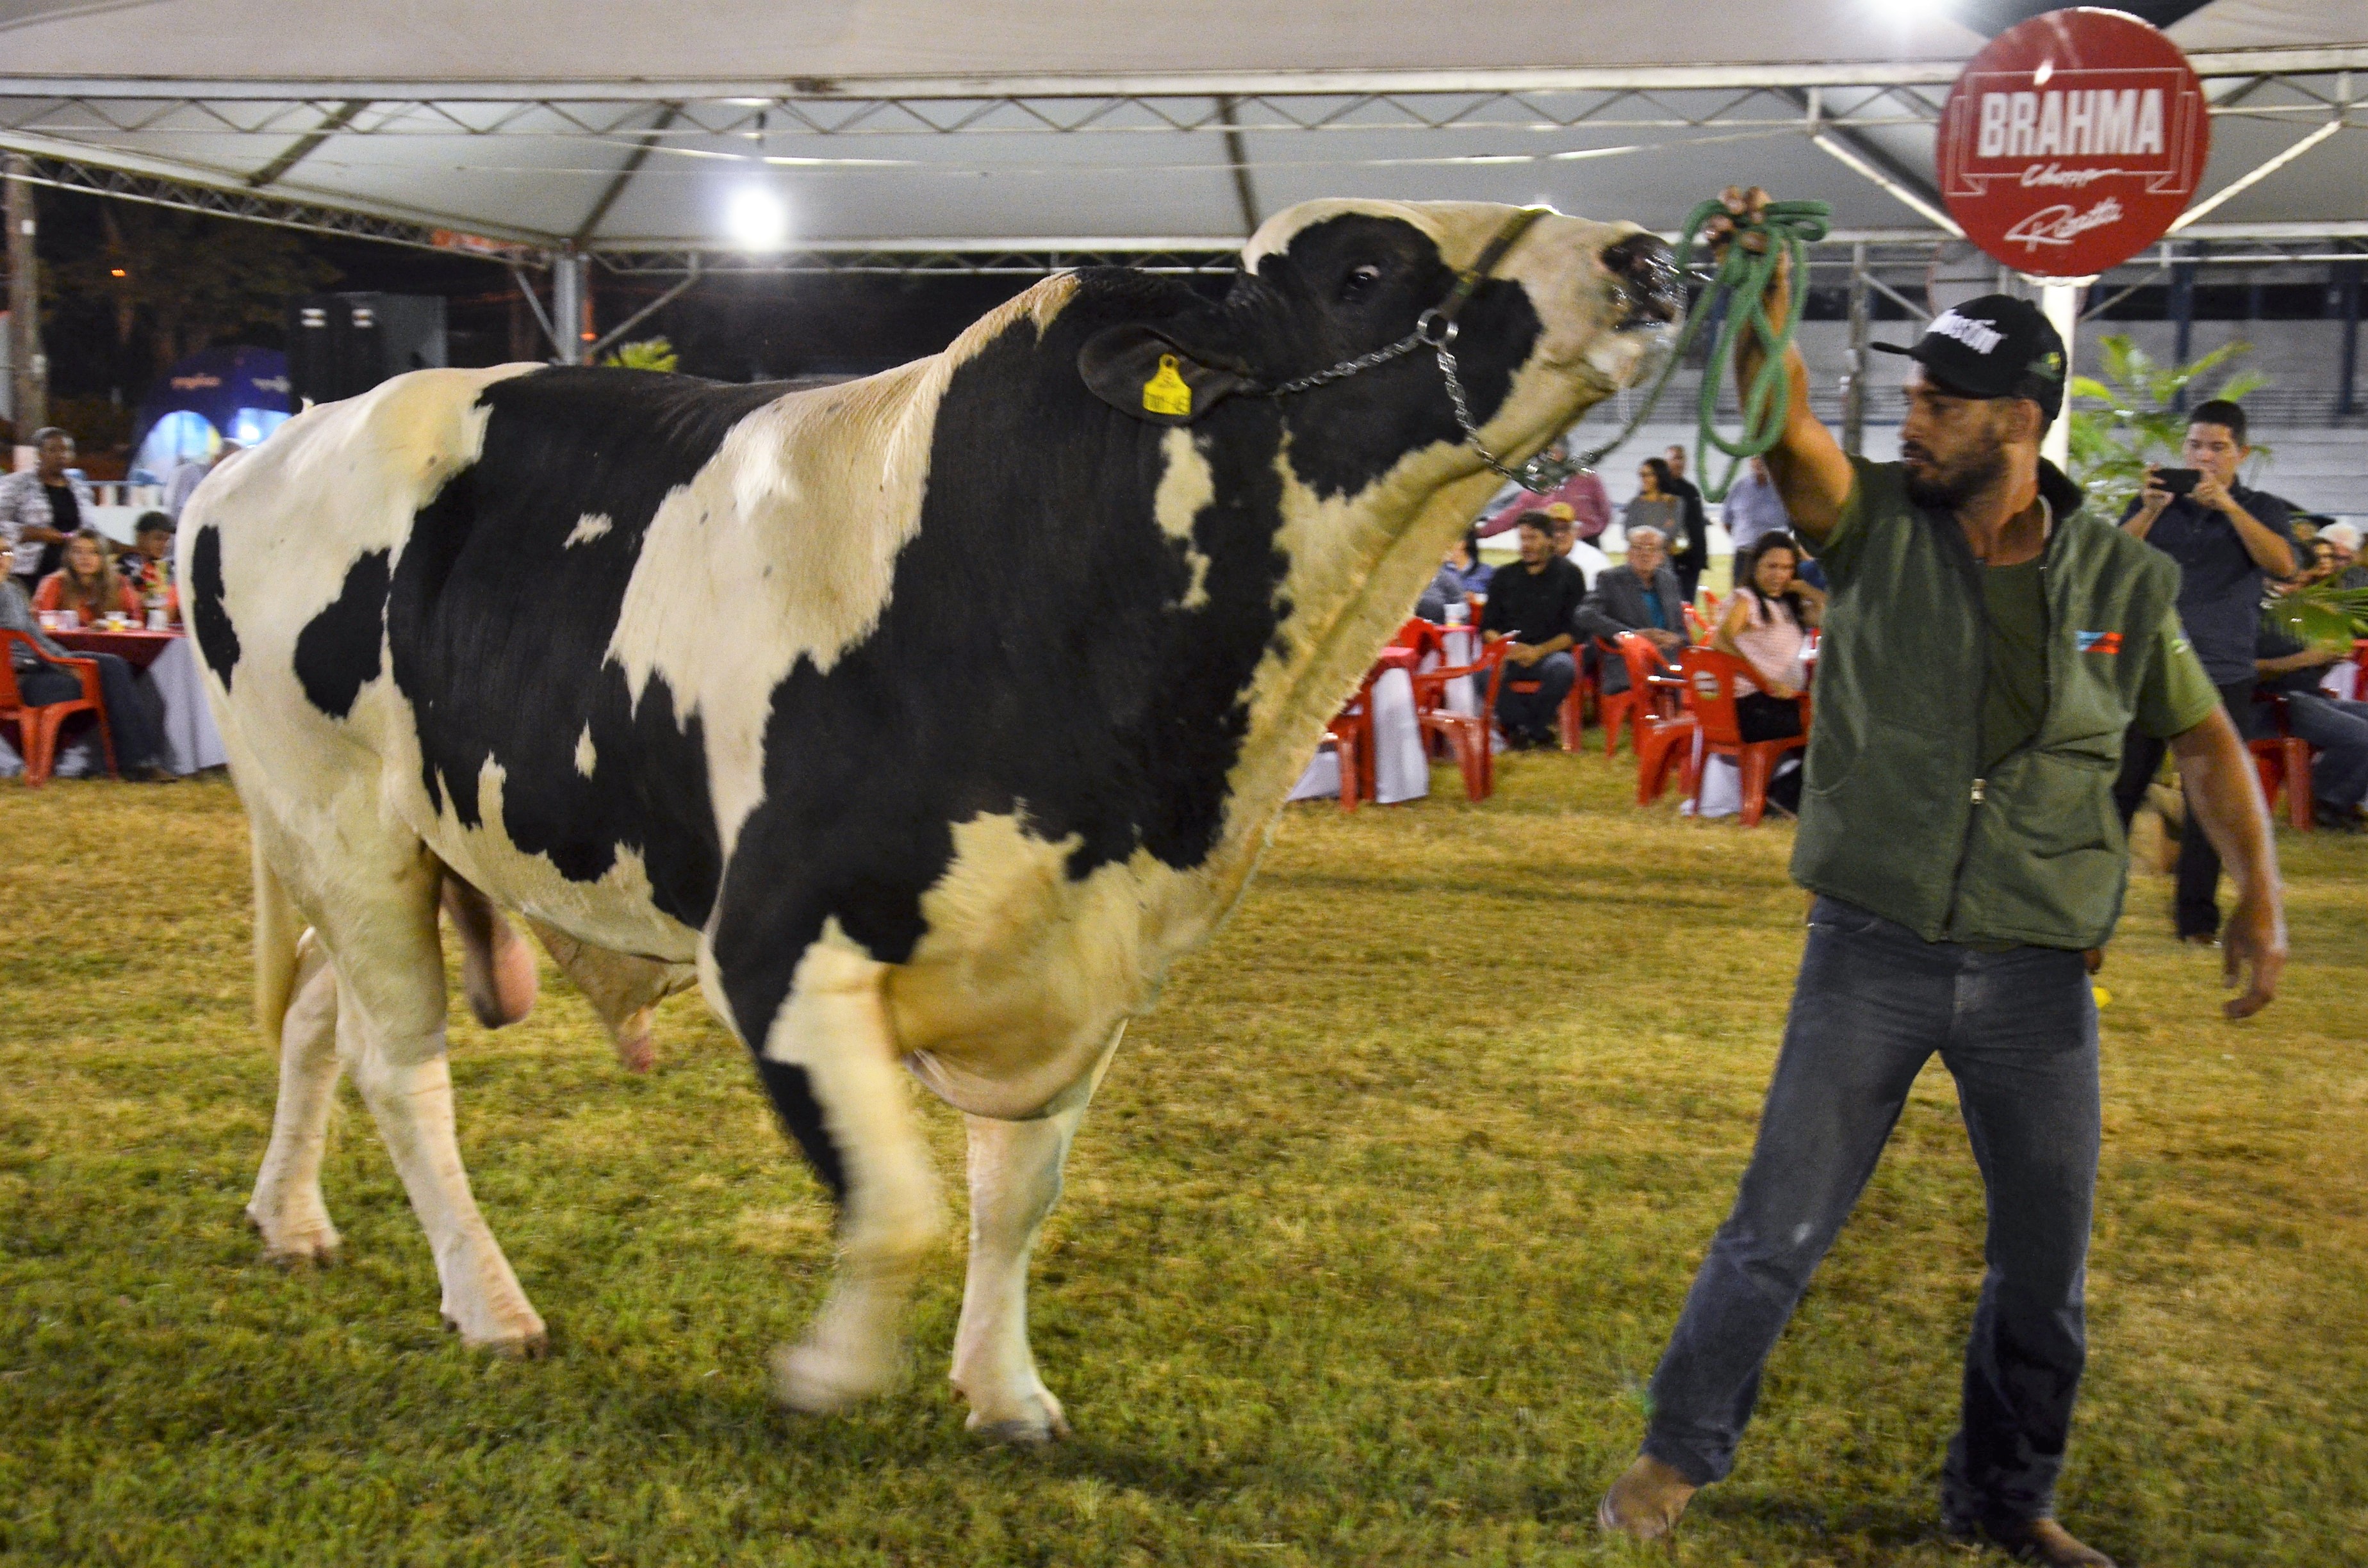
[3,756,2363,1566]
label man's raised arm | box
[1703,188,1854,544]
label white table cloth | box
[148,635,228,774]
[1289,666,1429,804]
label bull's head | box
[1080,199,1679,496]
[1071,199,1679,787]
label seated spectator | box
[118,512,181,623]
[1415,553,1467,623]
[1547,503,1609,590]
[1445,528,1493,596]
[0,538,169,780]
[2319,521,2368,589]
[1710,532,1824,815]
[1575,523,1688,695]
[34,529,141,627]
[2257,610,2368,832]
[1479,511,1584,749]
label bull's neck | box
[1207,459,1504,868]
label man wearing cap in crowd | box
[1599,190,2283,1568]
[2111,399,2299,942]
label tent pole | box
[2335,258,2359,420]
[2037,276,2085,472]
[1843,241,1870,457]
[6,152,45,462]
[550,250,586,365]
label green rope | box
[1594,199,1830,504]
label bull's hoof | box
[246,1204,342,1267]
[957,1382,1073,1445]
[771,1341,896,1414]
[967,1409,1072,1447]
[443,1311,551,1360]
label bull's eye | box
[1340,263,1384,302]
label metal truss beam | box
[4,48,2363,101]
[0,133,558,252]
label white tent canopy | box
[0,0,2361,254]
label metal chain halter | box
[1256,206,1588,491]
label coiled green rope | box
[1589,198,1830,503]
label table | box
[41,628,226,776]
[1289,646,1430,805]
[53,626,177,671]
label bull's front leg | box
[736,939,944,1413]
[949,1025,1122,1444]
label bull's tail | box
[252,833,303,1053]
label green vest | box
[1792,459,2183,950]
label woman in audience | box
[33,528,140,626]
[0,537,170,779]
[1622,457,1684,547]
[1711,532,1824,814]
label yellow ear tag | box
[1142,354,1193,418]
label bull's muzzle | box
[1601,233,1681,330]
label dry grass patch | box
[1,760,2363,1565]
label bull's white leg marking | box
[333,968,548,1355]
[563,511,612,547]
[948,1024,1122,1443]
[762,937,944,1412]
[246,935,345,1264]
[571,726,596,779]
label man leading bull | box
[1598,188,2285,1568]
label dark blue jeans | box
[15,651,162,773]
[1493,648,1574,739]
[1641,897,2099,1529]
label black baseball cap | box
[1873,293,2066,421]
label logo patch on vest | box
[2075,630,2124,655]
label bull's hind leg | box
[315,846,547,1355]
[949,1026,1122,1444]
[739,940,942,1412]
[247,934,345,1264]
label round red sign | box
[1939,7,2210,278]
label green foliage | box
[2264,585,2368,651]
[600,336,679,373]
[43,394,135,456]
[47,204,340,377]
[2067,334,2267,520]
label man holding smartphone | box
[2112,401,2298,943]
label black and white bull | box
[185,199,1675,1439]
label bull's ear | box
[1078,325,1252,425]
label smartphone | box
[2151,466,2201,496]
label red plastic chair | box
[2248,692,2314,831]
[1635,703,1700,806]
[1597,632,1687,756]
[0,630,116,787]
[1411,636,1508,801]
[1679,646,1809,828]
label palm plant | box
[600,336,679,373]
[2066,334,2265,521]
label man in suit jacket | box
[1576,525,1690,694]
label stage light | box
[727,186,789,250]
